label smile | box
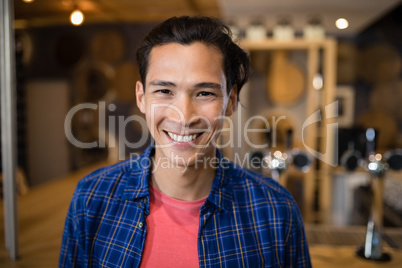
[166,131,201,142]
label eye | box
[197,91,215,97]
[156,89,172,94]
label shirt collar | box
[121,144,154,201]
[121,144,234,213]
[205,149,234,213]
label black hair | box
[136,16,250,97]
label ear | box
[136,81,146,114]
[225,85,238,116]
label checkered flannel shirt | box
[60,145,311,267]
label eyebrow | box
[149,80,176,87]
[193,82,222,91]
[149,80,222,91]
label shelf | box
[230,37,338,224]
[239,38,336,51]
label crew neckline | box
[149,183,207,209]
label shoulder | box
[73,152,148,203]
[225,163,303,221]
[228,163,294,202]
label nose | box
[167,94,199,126]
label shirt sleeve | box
[59,185,86,267]
[285,200,312,268]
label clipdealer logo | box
[302,101,339,167]
[64,100,339,166]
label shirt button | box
[138,222,144,228]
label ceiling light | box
[312,73,323,90]
[70,9,84,26]
[335,18,349,30]
[22,0,34,3]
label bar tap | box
[384,149,402,171]
[286,129,312,173]
[262,129,288,182]
[263,149,288,182]
[248,129,312,186]
[356,128,391,262]
[340,141,362,172]
[247,129,288,182]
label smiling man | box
[60,16,311,268]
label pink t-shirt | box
[140,184,206,268]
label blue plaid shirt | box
[60,145,311,267]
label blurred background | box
[1,0,402,266]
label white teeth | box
[167,132,199,142]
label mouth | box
[164,131,203,143]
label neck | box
[151,155,216,201]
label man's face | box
[136,42,237,167]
